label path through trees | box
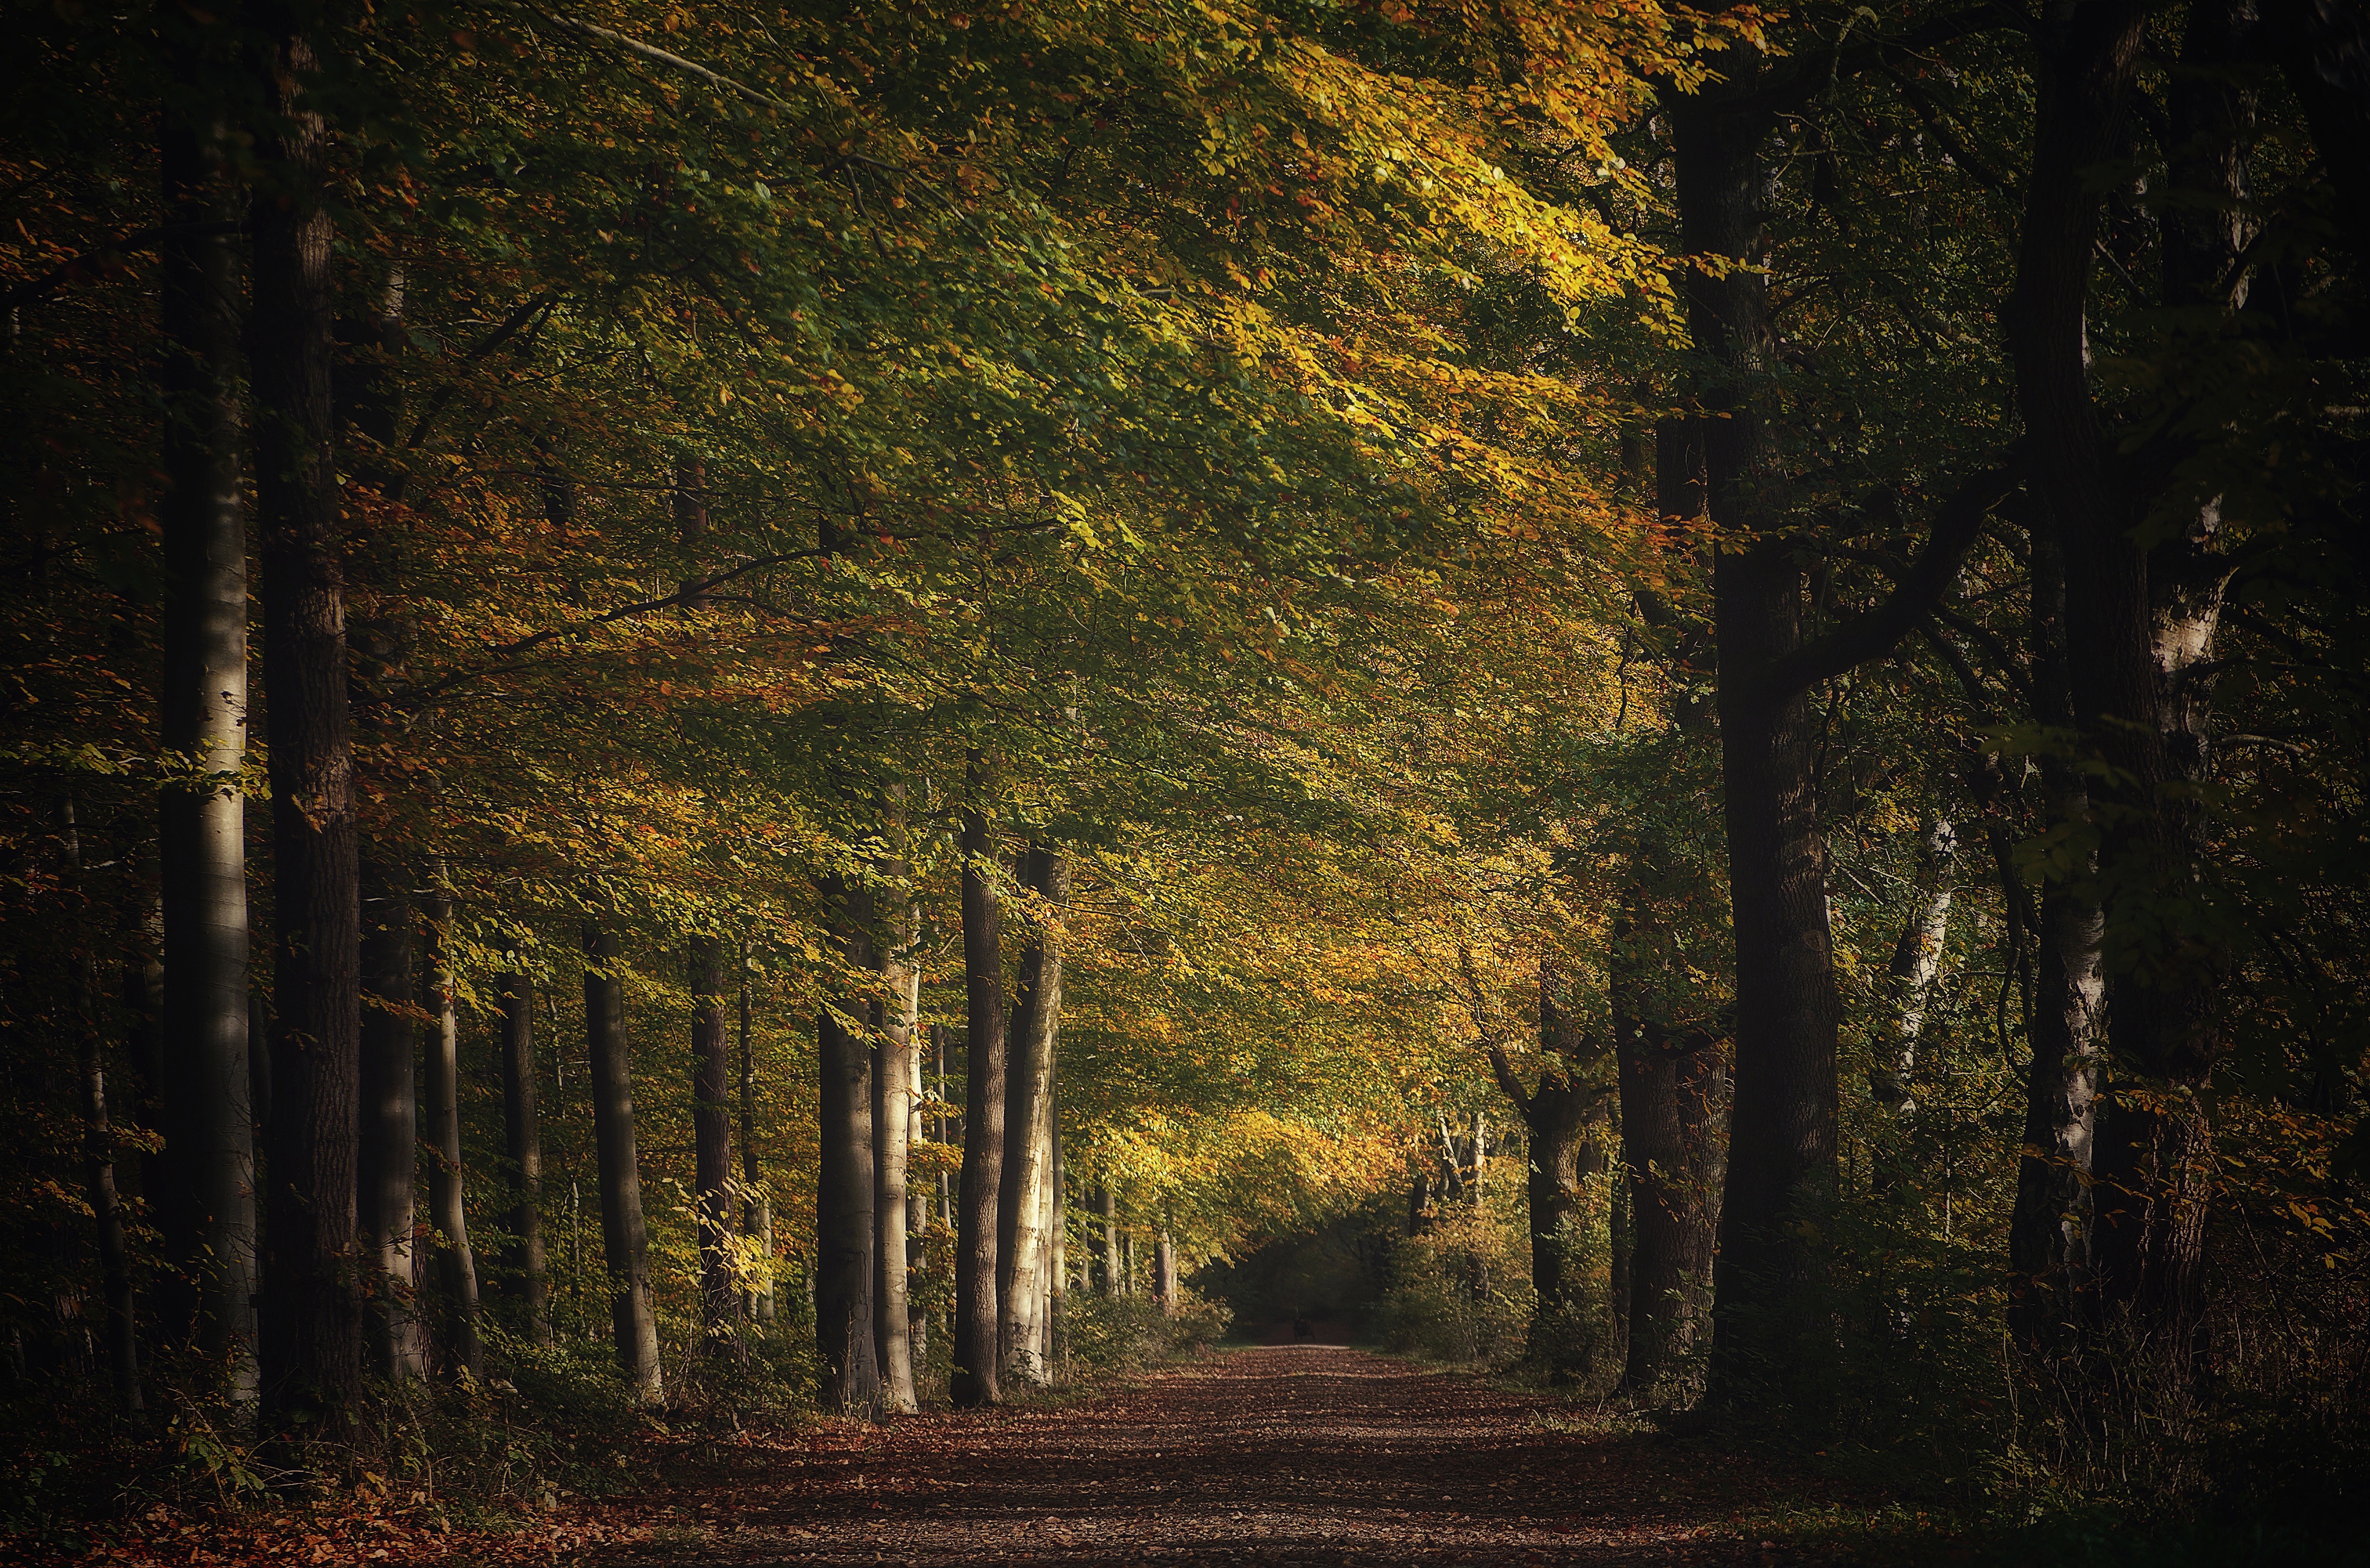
[597,1348,1841,1566]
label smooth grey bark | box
[357,859,424,1380]
[158,67,256,1405]
[1000,846,1065,1384]
[815,876,879,1417]
[253,12,363,1432]
[585,923,662,1403]
[1153,1230,1177,1311]
[423,878,481,1380]
[739,974,774,1326]
[874,883,921,1414]
[952,755,1007,1409]
[497,963,550,1345]
[689,935,739,1356]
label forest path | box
[599,1346,1839,1566]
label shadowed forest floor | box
[594,1347,1920,1567]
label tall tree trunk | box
[252,15,362,1434]
[2010,0,2219,1387]
[497,963,550,1346]
[952,754,1007,1408]
[689,936,738,1358]
[1000,846,1065,1385]
[1662,69,1842,1402]
[1153,1230,1177,1312]
[1099,1185,1121,1297]
[159,57,256,1406]
[585,923,662,1404]
[815,876,879,1417]
[61,803,141,1410]
[423,877,481,1380]
[358,858,424,1379]
[1614,904,1728,1396]
[874,883,921,1414]
[2009,535,2104,1354]
[1048,1113,1066,1359]
[739,973,773,1327]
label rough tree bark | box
[423,875,482,1380]
[1000,846,1066,1385]
[159,35,257,1407]
[1099,1185,1121,1297]
[252,12,363,1434]
[497,962,550,1345]
[358,858,424,1380]
[2009,535,2105,1352]
[689,935,739,1357]
[585,923,662,1403]
[952,754,1007,1408]
[815,876,880,1417]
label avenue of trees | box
[2,0,2364,1540]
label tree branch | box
[538,11,798,113]
[1745,460,2018,704]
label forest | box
[1,0,2364,1562]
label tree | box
[814,876,880,1417]
[688,935,737,1358]
[584,922,661,1404]
[422,873,482,1380]
[954,755,1008,1408]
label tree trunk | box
[2008,534,2104,1354]
[815,876,879,1417]
[60,804,141,1410]
[1099,1185,1121,1296]
[1614,904,1728,1397]
[1662,72,1842,1402]
[1868,820,1958,1127]
[252,15,363,1434]
[1153,1231,1177,1312]
[358,858,424,1380]
[2009,0,2217,1387]
[1000,846,1065,1385]
[159,58,256,1406]
[739,974,773,1326]
[423,879,481,1380]
[689,935,739,1357]
[497,963,550,1346]
[585,923,662,1403]
[952,754,1007,1408]
[875,883,921,1414]
[1048,1114,1066,1360]
[908,1038,932,1369]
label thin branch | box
[539,11,798,113]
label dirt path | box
[599,1347,1837,1566]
